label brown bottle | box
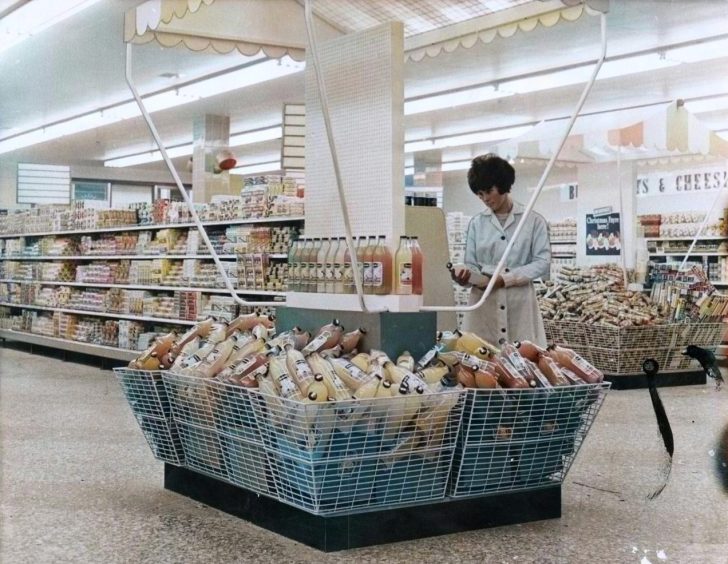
[537,355,571,386]
[473,368,498,389]
[410,236,423,296]
[455,362,476,388]
[524,359,553,388]
[514,340,548,364]
[499,341,536,387]
[547,345,604,384]
[340,328,366,354]
[491,355,530,389]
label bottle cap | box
[313,373,324,382]
[308,391,318,401]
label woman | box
[453,154,551,346]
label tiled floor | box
[1,346,727,563]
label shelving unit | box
[0,210,303,361]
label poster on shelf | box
[586,212,621,255]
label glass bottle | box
[325,237,339,294]
[410,236,423,296]
[317,238,330,293]
[373,235,392,295]
[394,235,413,295]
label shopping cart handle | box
[642,358,660,376]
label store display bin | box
[449,384,610,498]
[544,321,725,375]
[249,389,466,515]
[162,372,229,481]
[113,368,184,465]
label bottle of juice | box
[299,238,312,292]
[325,237,338,294]
[333,237,346,294]
[343,238,354,294]
[288,238,302,292]
[394,235,413,295]
[410,236,423,295]
[317,238,329,293]
[354,236,367,294]
[362,236,375,295]
[372,235,392,295]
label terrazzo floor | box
[1,345,727,563]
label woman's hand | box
[451,268,472,287]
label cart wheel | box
[642,358,659,376]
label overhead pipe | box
[124,43,275,308]
[421,12,608,313]
[303,0,384,313]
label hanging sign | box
[636,166,728,197]
[586,212,621,255]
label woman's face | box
[477,186,509,212]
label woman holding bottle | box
[453,154,551,346]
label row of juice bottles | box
[287,235,423,295]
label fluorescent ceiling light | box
[405,125,533,153]
[230,160,282,176]
[0,0,100,55]
[405,86,512,115]
[104,126,282,168]
[683,95,728,114]
[0,58,303,156]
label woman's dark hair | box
[467,154,515,195]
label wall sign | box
[586,212,621,255]
[17,163,71,204]
[636,166,728,197]
[73,181,108,201]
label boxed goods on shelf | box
[548,218,577,242]
[116,318,608,516]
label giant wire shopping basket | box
[449,383,610,498]
[544,321,725,375]
[113,368,184,465]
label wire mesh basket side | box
[205,379,262,444]
[256,390,465,515]
[249,390,465,464]
[175,420,228,481]
[450,384,610,498]
[162,371,217,427]
[134,414,185,465]
[218,431,274,494]
[114,368,171,419]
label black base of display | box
[0,338,124,370]
[607,370,706,390]
[164,464,561,552]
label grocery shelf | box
[644,236,728,241]
[0,216,305,239]
[0,253,287,261]
[0,302,198,325]
[0,254,238,261]
[0,280,286,296]
[648,252,728,257]
[0,328,138,362]
[550,240,576,244]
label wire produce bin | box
[162,371,229,481]
[250,389,466,515]
[544,321,725,375]
[449,384,610,498]
[113,368,184,465]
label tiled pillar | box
[192,114,231,204]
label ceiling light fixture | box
[104,125,283,168]
[404,124,533,153]
[0,58,303,156]
[0,0,100,55]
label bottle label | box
[372,262,383,286]
[363,261,373,285]
[333,263,342,281]
[325,262,334,281]
[317,262,325,282]
[343,263,353,286]
[399,263,412,285]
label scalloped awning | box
[404,2,599,62]
[124,0,337,61]
[124,0,603,63]
[496,101,728,164]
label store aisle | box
[1,346,727,564]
